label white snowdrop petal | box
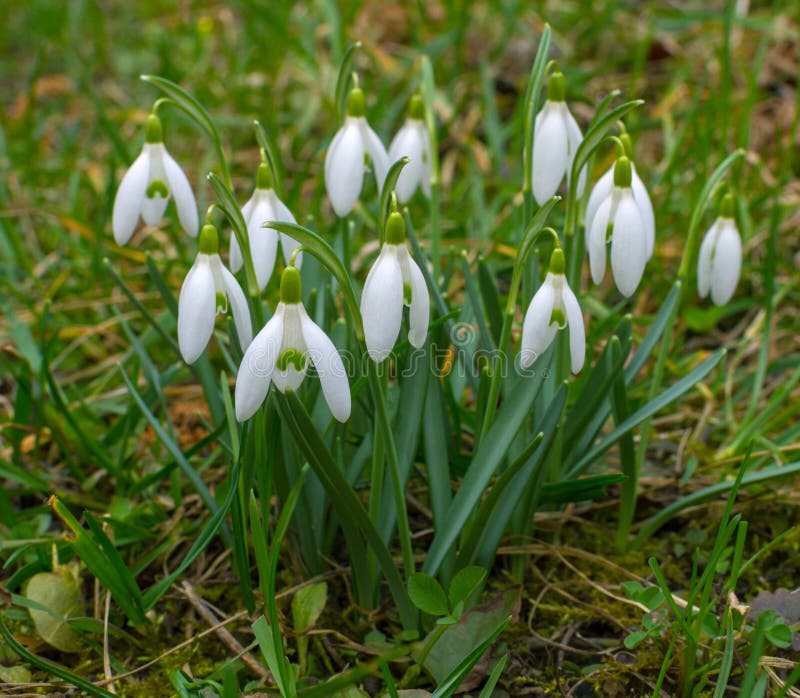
[585,166,613,242]
[562,283,586,374]
[564,107,587,198]
[361,248,404,362]
[610,194,648,297]
[588,197,612,285]
[140,194,168,227]
[405,252,430,348]
[388,122,425,203]
[221,265,252,350]
[710,220,742,306]
[532,104,569,206]
[229,233,243,273]
[235,312,284,421]
[162,146,198,237]
[301,309,351,422]
[631,165,655,259]
[248,198,279,291]
[697,221,716,299]
[421,128,433,198]
[359,119,390,191]
[520,279,557,368]
[271,195,302,268]
[324,120,365,217]
[178,257,217,364]
[112,149,150,245]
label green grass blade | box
[0,614,116,698]
[568,349,725,478]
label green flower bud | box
[256,162,273,190]
[199,224,219,254]
[347,87,366,118]
[547,71,566,102]
[548,247,565,275]
[385,211,406,245]
[613,156,632,188]
[145,114,163,144]
[280,265,302,304]
[719,193,734,218]
[408,93,425,120]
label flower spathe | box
[230,164,302,291]
[235,266,350,422]
[388,95,432,203]
[361,211,430,362]
[586,157,648,298]
[324,85,389,217]
[112,114,198,245]
[520,248,585,374]
[178,224,252,364]
[697,195,742,306]
[531,71,586,206]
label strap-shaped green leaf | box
[522,24,551,195]
[265,220,365,340]
[273,391,416,628]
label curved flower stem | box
[429,181,441,279]
[479,225,560,444]
[367,360,415,580]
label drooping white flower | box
[585,135,655,260]
[112,114,198,245]
[235,265,350,422]
[361,210,429,362]
[697,194,742,306]
[230,163,301,291]
[178,223,252,364]
[531,71,586,206]
[520,248,585,374]
[324,85,389,217]
[388,94,432,203]
[586,157,648,298]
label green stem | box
[478,312,513,444]
[415,623,449,669]
[367,361,415,580]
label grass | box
[1,1,800,696]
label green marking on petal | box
[276,348,306,372]
[146,179,169,199]
[605,222,614,243]
[550,307,567,328]
[215,291,227,314]
[403,281,412,305]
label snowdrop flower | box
[178,223,252,364]
[520,247,585,374]
[388,94,432,203]
[230,163,301,291]
[586,157,648,297]
[531,71,586,206]
[235,265,350,422]
[324,84,389,217]
[361,209,429,362]
[585,134,655,260]
[697,194,742,306]
[112,114,198,245]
